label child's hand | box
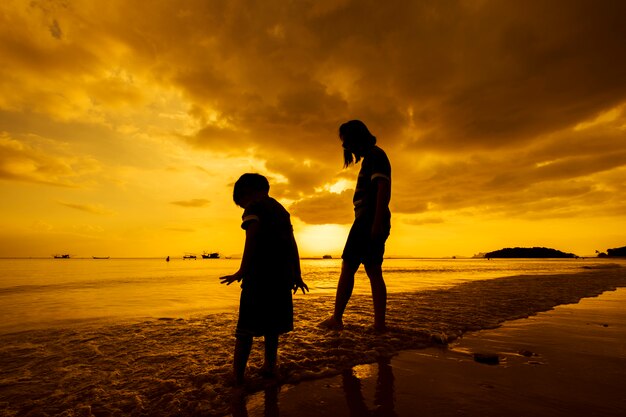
[220,271,243,285]
[293,279,309,294]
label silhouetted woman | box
[321,120,391,332]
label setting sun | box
[295,224,350,258]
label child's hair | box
[233,173,270,206]
[339,120,377,167]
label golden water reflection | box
[231,357,398,417]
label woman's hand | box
[371,222,385,241]
[220,270,243,285]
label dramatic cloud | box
[0,133,100,187]
[289,190,354,225]
[1,0,625,256]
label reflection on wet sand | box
[231,384,280,417]
[231,358,397,417]
[342,358,397,417]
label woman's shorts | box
[341,217,390,266]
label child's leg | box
[234,335,253,385]
[262,333,279,376]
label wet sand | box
[238,287,626,417]
[2,267,626,416]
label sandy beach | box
[1,265,626,416]
[239,284,626,417]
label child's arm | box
[290,233,308,294]
[219,221,260,285]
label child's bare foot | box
[373,324,388,334]
[260,365,278,379]
[318,315,344,330]
[233,371,246,387]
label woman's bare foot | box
[318,315,344,330]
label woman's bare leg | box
[365,262,387,332]
[320,261,359,329]
[332,261,360,325]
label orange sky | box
[1,0,625,258]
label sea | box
[1,257,623,334]
[1,257,626,416]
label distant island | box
[484,247,577,258]
[597,245,626,258]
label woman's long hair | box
[339,120,376,167]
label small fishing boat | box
[53,254,70,259]
[183,253,197,260]
[201,252,220,259]
[92,256,110,259]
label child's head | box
[233,173,270,207]
[339,120,376,167]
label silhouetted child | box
[220,173,308,385]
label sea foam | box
[1,267,625,416]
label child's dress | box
[236,196,296,337]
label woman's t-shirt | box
[352,145,391,221]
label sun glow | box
[315,179,352,194]
[295,224,349,257]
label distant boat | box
[183,253,197,260]
[201,252,220,259]
[322,255,332,259]
[53,254,70,259]
[92,256,110,259]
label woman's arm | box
[371,178,391,239]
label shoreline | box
[239,287,626,417]
[1,267,626,416]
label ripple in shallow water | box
[1,268,625,416]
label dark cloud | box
[49,19,62,39]
[265,157,339,198]
[184,125,247,152]
[2,0,626,226]
[0,133,98,187]
[390,115,626,221]
[289,190,353,225]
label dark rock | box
[606,246,626,257]
[518,349,534,357]
[484,247,577,258]
[473,353,500,365]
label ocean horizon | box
[1,257,625,334]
